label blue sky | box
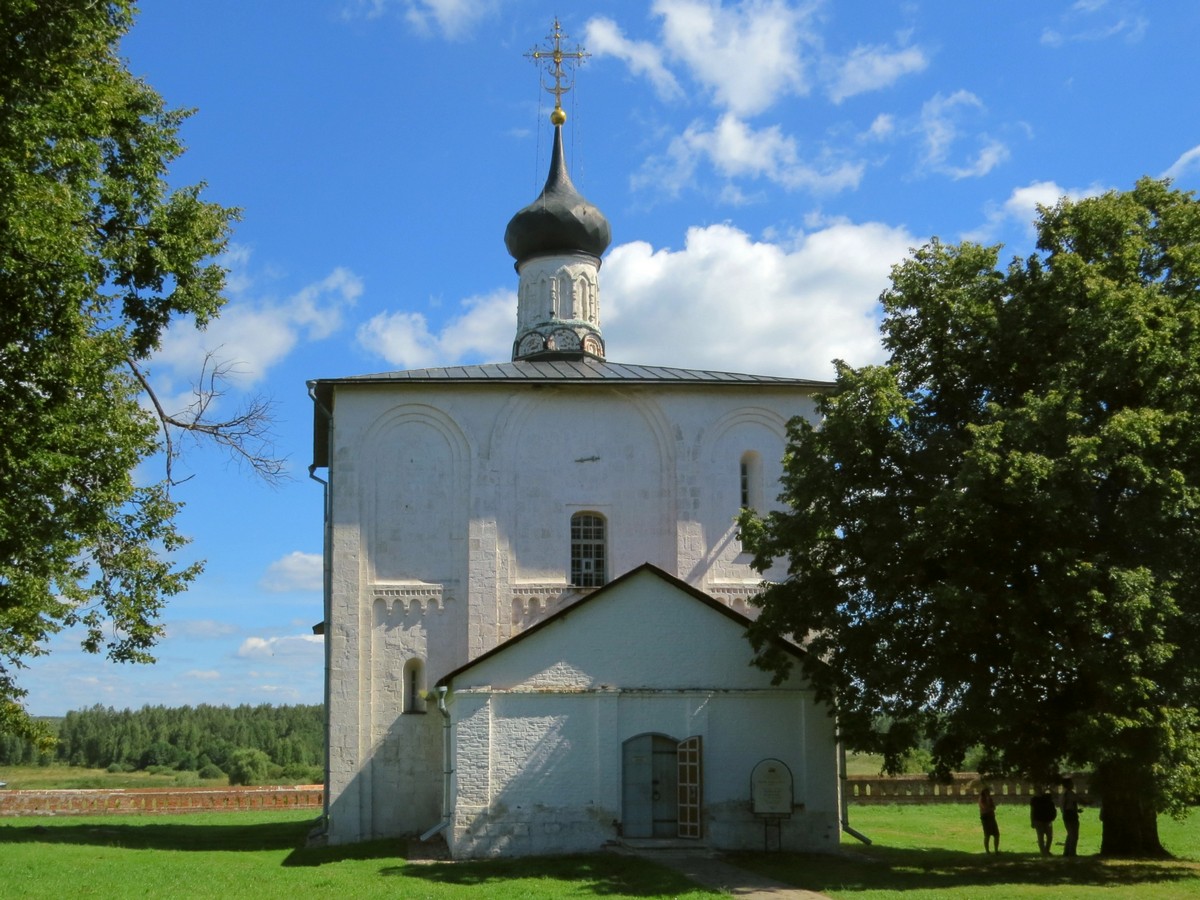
[20,0,1200,715]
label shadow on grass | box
[379,853,711,897]
[732,846,1200,894]
[0,816,318,853]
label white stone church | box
[308,70,840,858]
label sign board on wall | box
[751,758,794,816]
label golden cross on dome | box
[525,18,589,126]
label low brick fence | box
[0,777,1088,817]
[0,785,324,818]
[846,773,1092,805]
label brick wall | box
[0,785,323,817]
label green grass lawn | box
[2,803,1199,899]
[735,803,1200,899]
[0,810,716,899]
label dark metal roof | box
[310,357,830,389]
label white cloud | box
[965,179,1108,243]
[585,16,683,102]
[349,220,913,381]
[1041,1,1148,46]
[601,220,916,378]
[260,551,324,593]
[237,634,324,660]
[167,619,240,640]
[151,260,362,414]
[946,139,1010,180]
[653,0,817,116]
[864,114,896,141]
[636,113,864,198]
[1164,145,1200,182]
[358,288,514,368]
[342,0,498,38]
[828,43,928,103]
[917,90,1009,180]
[185,669,221,681]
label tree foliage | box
[741,179,1200,856]
[0,1,260,741]
[4,703,324,781]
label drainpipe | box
[307,383,334,836]
[419,686,453,842]
[839,740,872,845]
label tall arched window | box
[570,512,607,587]
[740,451,763,513]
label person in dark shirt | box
[1030,786,1057,854]
[978,787,1000,853]
[1061,778,1081,856]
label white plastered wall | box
[443,569,838,858]
[322,379,820,845]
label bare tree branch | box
[127,353,289,486]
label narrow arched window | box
[740,451,763,513]
[403,658,426,713]
[570,512,607,587]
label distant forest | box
[0,704,324,783]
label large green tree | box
[741,178,1200,856]
[0,1,257,742]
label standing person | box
[1061,778,1081,857]
[979,787,1000,853]
[1030,786,1057,854]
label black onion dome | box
[505,125,611,264]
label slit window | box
[403,658,426,713]
[740,451,763,512]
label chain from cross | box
[525,18,589,124]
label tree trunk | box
[1096,764,1167,857]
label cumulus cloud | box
[917,90,1009,180]
[260,551,324,593]
[1164,144,1200,182]
[358,288,514,368]
[151,256,362,414]
[585,16,683,101]
[653,0,816,117]
[601,219,916,378]
[349,221,912,380]
[965,179,1108,243]
[828,43,928,103]
[635,113,864,198]
[237,634,324,660]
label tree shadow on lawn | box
[378,853,712,897]
[0,816,318,853]
[732,846,1200,894]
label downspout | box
[839,740,872,844]
[307,383,334,836]
[419,685,453,841]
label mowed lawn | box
[736,802,1200,899]
[2,803,1200,899]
